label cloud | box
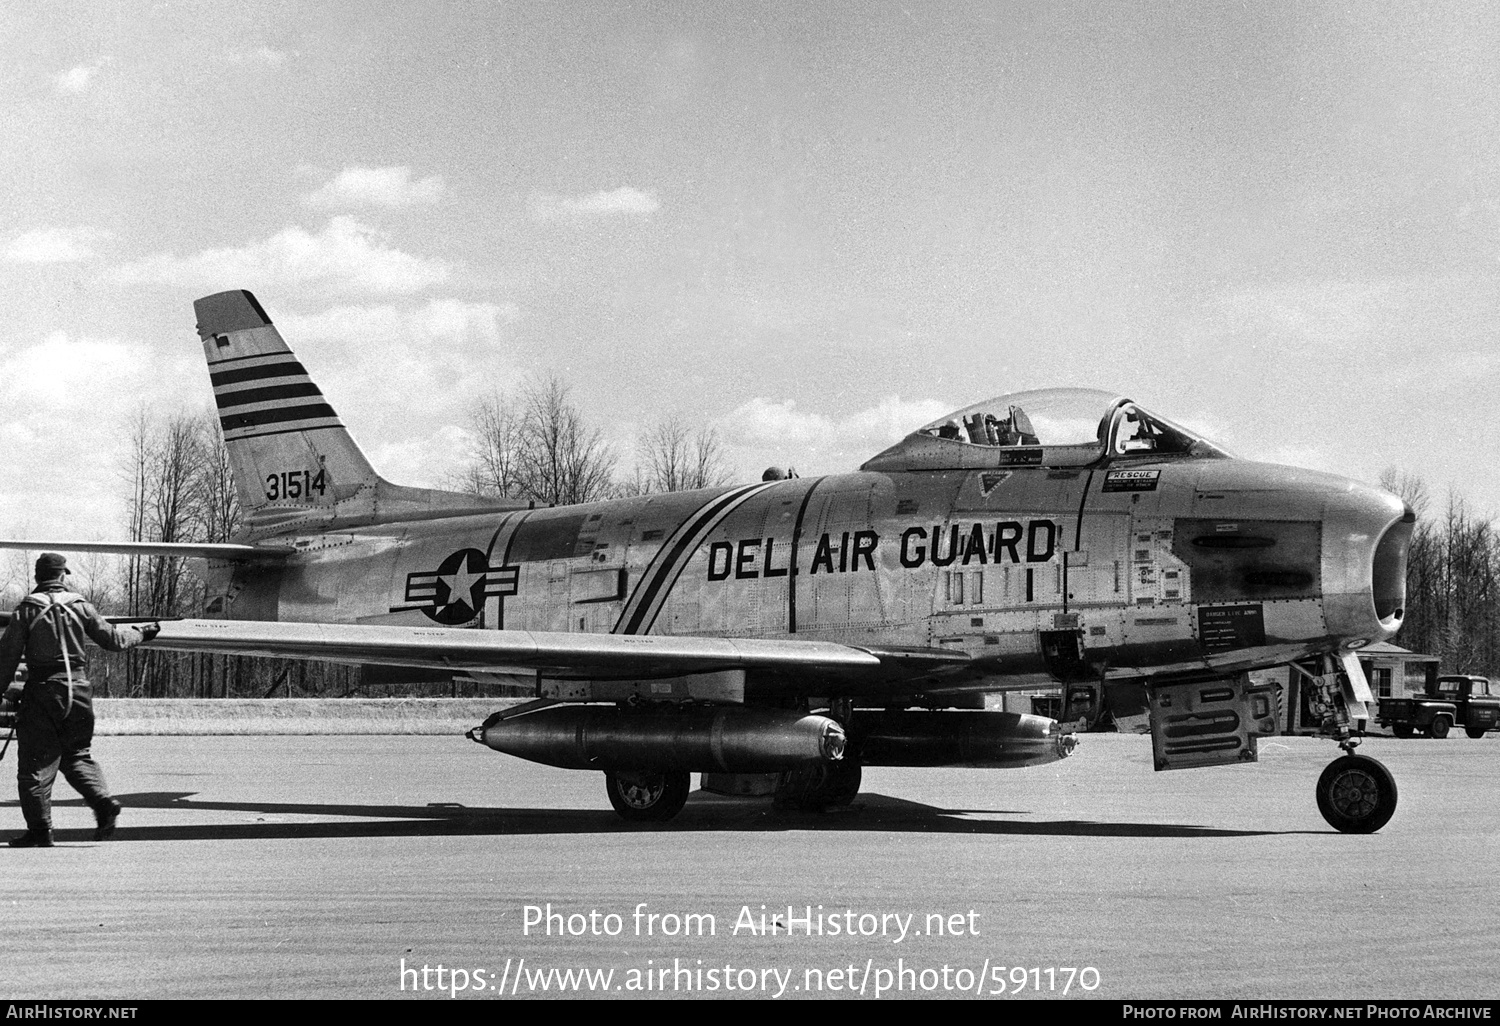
[718,395,954,476]
[0,331,204,539]
[1193,280,1403,357]
[725,395,953,448]
[112,217,449,295]
[222,47,288,67]
[277,299,519,352]
[53,61,106,95]
[0,299,522,533]
[304,166,446,210]
[4,227,110,263]
[529,186,661,221]
[1,332,137,404]
[273,299,522,486]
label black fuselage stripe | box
[1066,469,1095,614]
[214,382,324,409]
[220,403,338,432]
[486,510,532,631]
[614,487,753,616]
[620,485,763,634]
[622,491,745,634]
[1074,470,1094,551]
[786,477,824,634]
[210,361,308,386]
[612,487,745,631]
[636,482,783,634]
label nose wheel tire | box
[1316,754,1397,834]
[605,770,690,822]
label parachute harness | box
[0,594,79,764]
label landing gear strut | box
[1302,656,1398,833]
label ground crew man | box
[0,553,159,847]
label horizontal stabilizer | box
[0,540,292,563]
[0,612,167,629]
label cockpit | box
[861,388,1233,473]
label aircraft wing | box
[144,618,971,686]
[0,540,292,562]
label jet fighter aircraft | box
[0,290,1414,832]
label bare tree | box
[119,410,217,695]
[1379,468,1430,522]
[450,376,618,505]
[143,413,203,616]
[0,540,36,609]
[515,375,617,505]
[1381,468,1500,678]
[197,410,241,544]
[633,416,731,494]
[451,393,527,498]
[1438,493,1497,674]
[71,549,118,606]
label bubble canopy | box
[862,387,1232,471]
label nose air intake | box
[1371,505,1415,625]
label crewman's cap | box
[35,553,69,580]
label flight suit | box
[0,583,152,839]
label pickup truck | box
[1377,674,1500,739]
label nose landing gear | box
[1305,655,1399,833]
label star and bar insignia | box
[389,548,520,625]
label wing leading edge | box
[144,619,971,688]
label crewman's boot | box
[8,829,54,848]
[94,800,121,841]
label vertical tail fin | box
[195,289,517,535]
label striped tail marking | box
[208,351,345,442]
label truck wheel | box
[1466,726,1487,739]
[1316,755,1398,834]
[605,770,690,822]
[1429,715,1452,740]
[1392,724,1414,738]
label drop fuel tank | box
[470,704,845,773]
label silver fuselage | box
[213,452,1410,700]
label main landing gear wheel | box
[774,760,862,812]
[605,770,690,822]
[1316,755,1398,834]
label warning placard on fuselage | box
[1197,604,1266,652]
[1102,469,1161,493]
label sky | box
[1,0,1497,544]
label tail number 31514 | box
[265,469,327,501]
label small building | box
[1247,642,1440,734]
[1356,641,1440,699]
